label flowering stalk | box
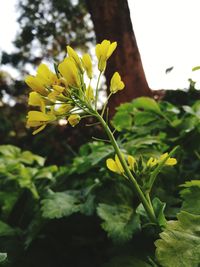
[95,112,157,224]
[25,39,177,226]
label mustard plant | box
[25,39,177,225]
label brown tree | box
[85,0,152,115]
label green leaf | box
[134,111,158,126]
[125,136,160,148]
[136,198,166,227]
[97,204,140,242]
[19,151,45,166]
[71,142,113,174]
[155,211,200,267]
[0,145,21,158]
[0,252,7,263]
[34,165,58,181]
[0,192,18,218]
[41,190,81,219]
[111,103,134,131]
[17,165,39,199]
[132,97,162,114]
[0,221,19,237]
[41,183,98,219]
[180,180,200,215]
[112,112,132,131]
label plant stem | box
[95,72,102,111]
[95,113,157,224]
[148,146,179,193]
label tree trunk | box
[85,0,152,116]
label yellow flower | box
[147,157,158,167]
[25,64,58,96]
[67,46,83,73]
[106,154,124,174]
[28,92,45,112]
[68,114,81,127]
[55,104,73,115]
[82,54,93,79]
[58,57,80,88]
[25,76,48,96]
[127,155,136,171]
[47,85,66,101]
[27,111,56,135]
[53,85,65,93]
[110,72,125,93]
[36,64,58,86]
[85,85,94,102]
[147,153,177,168]
[159,153,177,166]
[95,40,117,71]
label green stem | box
[95,113,157,224]
[145,192,154,215]
[95,71,102,111]
[101,92,112,117]
[148,146,179,193]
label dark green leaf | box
[97,203,140,242]
[41,190,81,219]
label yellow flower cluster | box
[147,153,177,167]
[25,40,124,134]
[106,152,177,175]
[106,154,136,174]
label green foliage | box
[0,145,58,199]
[97,204,140,242]
[180,180,200,215]
[0,252,7,263]
[155,211,200,267]
[132,97,162,115]
[136,197,167,227]
[41,186,97,219]
[1,95,200,266]
[41,190,82,219]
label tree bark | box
[85,0,152,116]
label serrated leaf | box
[132,97,162,114]
[180,180,200,215]
[0,252,7,262]
[41,184,97,219]
[41,191,81,219]
[97,204,140,242]
[155,211,200,267]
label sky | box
[1,0,200,89]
